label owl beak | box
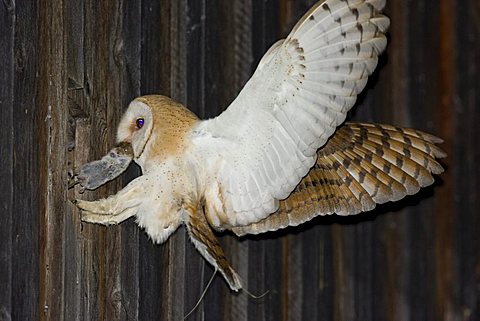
[69,142,134,191]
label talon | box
[68,175,79,189]
[74,199,88,210]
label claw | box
[68,175,80,189]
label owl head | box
[116,95,199,169]
[71,95,199,191]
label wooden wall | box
[1,0,479,320]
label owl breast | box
[134,155,199,243]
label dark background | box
[1,0,479,320]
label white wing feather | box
[191,0,390,229]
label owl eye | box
[136,118,145,129]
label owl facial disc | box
[69,142,134,192]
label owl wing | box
[191,0,390,229]
[231,123,446,236]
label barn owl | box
[71,0,445,291]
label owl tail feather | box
[186,208,242,291]
[232,122,446,236]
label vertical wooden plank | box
[300,225,323,321]
[78,1,105,319]
[331,224,355,321]
[0,1,15,320]
[170,0,188,103]
[284,231,303,321]
[140,0,172,95]
[64,0,85,320]
[37,0,67,320]
[435,0,460,320]
[454,0,480,319]
[316,223,335,321]
[352,220,374,321]
[11,0,40,318]
[247,239,267,321]
[203,0,221,118]
[264,237,284,321]
[406,1,441,320]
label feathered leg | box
[74,176,146,224]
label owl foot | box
[80,208,136,226]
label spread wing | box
[191,0,390,229]
[232,123,446,236]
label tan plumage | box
[71,0,446,292]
